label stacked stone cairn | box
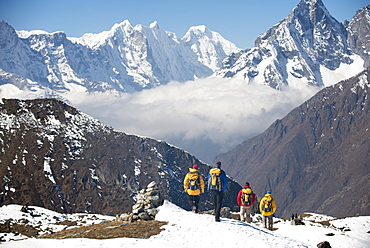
[117,181,162,222]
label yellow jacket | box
[259,193,277,216]
[183,168,205,196]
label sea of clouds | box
[64,77,319,163]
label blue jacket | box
[207,166,227,192]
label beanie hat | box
[192,164,199,170]
[266,191,271,194]
[245,182,250,186]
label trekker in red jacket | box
[236,182,256,223]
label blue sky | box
[0,0,368,48]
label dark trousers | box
[211,190,224,221]
[188,195,200,213]
[263,215,273,230]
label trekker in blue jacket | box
[208,161,227,222]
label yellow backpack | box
[262,198,272,212]
[209,168,222,190]
[241,188,253,205]
[188,172,200,190]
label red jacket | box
[237,186,256,207]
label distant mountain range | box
[0,98,241,214]
[0,20,239,94]
[214,67,370,218]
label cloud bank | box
[65,78,319,163]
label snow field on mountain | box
[320,54,365,87]
[1,201,369,248]
[153,201,307,247]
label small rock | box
[317,241,331,248]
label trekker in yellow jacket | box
[183,164,205,213]
[259,191,277,230]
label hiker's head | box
[215,161,221,167]
[192,164,199,170]
[245,182,250,186]
[266,191,271,195]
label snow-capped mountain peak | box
[183,25,240,71]
[72,20,134,49]
[149,20,160,29]
[215,0,365,90]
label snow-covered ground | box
[1,201,369,248]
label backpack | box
[188,172,200,190]
[241,188,253,205]
[262,198,272,212]
[209,168,222,190]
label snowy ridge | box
[1,201,369,247]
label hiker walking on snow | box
[208,161,227,222]
[237,182,256,223]
[183,164,205,213]
[259,191,276,230]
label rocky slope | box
[0,98,241,215]
[214,67,370,218]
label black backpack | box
[241,188,253,205]
[188,172,200,190]
[262,198,272,212]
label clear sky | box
[0,0,368,49]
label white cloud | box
[65,77,320,163]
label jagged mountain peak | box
[184,25,211,36]
[183,25,229,45]
[73,20,135,49]
[110,20,135,35]
[256,0,348,58]
[183,25,240,71]
[291,0,334,26]
[216,0,362,90]
[149,21,160,29]
[0,21,18,46]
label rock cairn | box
[117,181,162,222]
